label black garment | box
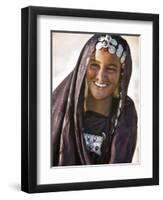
[83,111,111,164]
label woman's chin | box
[91,92,111,100]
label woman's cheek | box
[86,69,96,80]
[108,73,119,83]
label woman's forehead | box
[90,49,121,67]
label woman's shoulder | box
[124,95,138,119]
[52,71,73,98]
[125,95,136,107]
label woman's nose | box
[96,69,107,82]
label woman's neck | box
[85,92,112,117]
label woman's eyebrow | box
[90,58,100,63]
[90,58,119,68]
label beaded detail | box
[96,35,127,64]
[83,132,105,156]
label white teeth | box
[94,82,107,88]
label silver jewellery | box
[111,92,123,135]
[95,35,127,64]
[83,132,105,156]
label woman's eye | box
[106,67,116,72]
[90,63,99,69]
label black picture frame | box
[21,6,159,193]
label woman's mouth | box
[94,81,108,88]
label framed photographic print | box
[21,6,159,193]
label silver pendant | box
[83,133,104,156]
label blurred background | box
[52,32,140,164]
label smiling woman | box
[52,33,138,166]
[86,51,121,115]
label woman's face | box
[86,49,121,100]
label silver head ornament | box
[95,34,127,64]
